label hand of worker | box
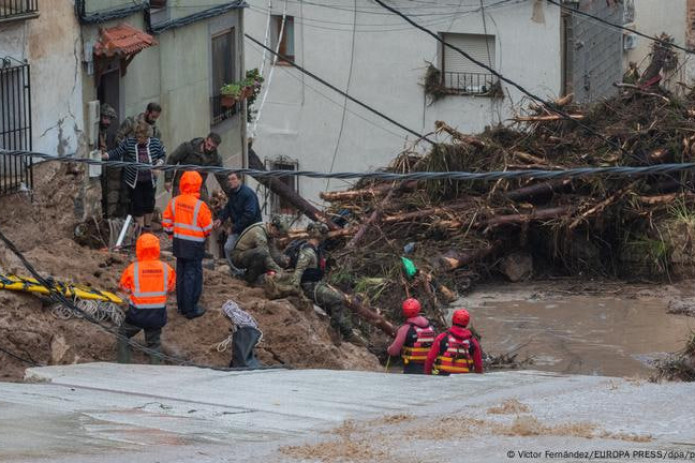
[213,219,222,229]
[101,152,109,160]
[164,182,172,193]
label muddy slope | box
[0,163,379,381]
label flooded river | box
[458,295,695,377]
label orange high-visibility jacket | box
[120,233,175,310]
[162,171,213,244]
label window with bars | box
[210,28,238,125]
[271,15,295,63]
[0,59,33,195]
[441,32,499,95]
[265,156,298,215]
[0,0,39,22]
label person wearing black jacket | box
[213,172,262,274]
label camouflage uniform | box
[290,244,353,338]
[164,138,230,202]
[231,222,285,284]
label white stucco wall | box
[0,0,85,156]
[244,0,562,206]
[623,0,689,92]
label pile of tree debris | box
[307,82,695,333]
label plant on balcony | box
[423,62,451,103]
[220,68,265,115]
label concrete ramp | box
[0,363,694,462]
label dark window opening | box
[272,15,295,63]
[211,28,237,125]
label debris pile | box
[313,86,695,332]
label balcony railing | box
[443,71,500,96]
[0,0,39,21]
[210,94,239,125]
[0,59,33,196]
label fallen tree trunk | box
[513,114,584,122]
[438,241,501,271]
[320,180,418,202]
[636,192,695,205]
[342,294,398,337]
[477,207,572,227]
[504,179,573,202]
[382,201,474,224]
[434,120,487,148]
[249,148,339,230]
[568,183,635,230]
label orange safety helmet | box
[452,309,470,327]
[402,298,421,318]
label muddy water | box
[465,297,695,377]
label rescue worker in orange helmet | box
[425,308,483,375]
[387,298,436,374]
[117,233,176,364]
[162,171,213,319]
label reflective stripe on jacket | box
[129,261,170,309]
[167,196,212,243]
[401,323,436,364]
[434,331,474,374]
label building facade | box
[244,0,624,210]
[1,0,247,216]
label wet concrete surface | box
[457,291,695,377]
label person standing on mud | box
[112,103,163,216]
[274,222,367,347]
[387,298,436,374]
[163,133,230,202]
[103,121,166,233]
[425,309,483,375]
[162,171,213,320]
[213,172,262,275]
[117,233,176,364]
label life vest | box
[401,322,435,364]
[164,195,212,243]
[433,330,474,375]
[129,261,169,310]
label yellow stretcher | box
[0,274,123,304]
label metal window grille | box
[443,71,499,95]
[0,0,39,21]
[0,58,33,195]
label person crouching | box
[425,308,483,375]
[387,298,436,374]
[117,233,176,364]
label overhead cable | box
[4,149,695,183]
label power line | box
[5,149,695,183]
[245,33,435,144]
[546,0,694,56]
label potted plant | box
[220,68,265,109]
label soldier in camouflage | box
[281,222,367,347]
[230,217,288,284]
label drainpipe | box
[240,9,249,170]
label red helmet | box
[452,309,470,327]
[401,298,421,318]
